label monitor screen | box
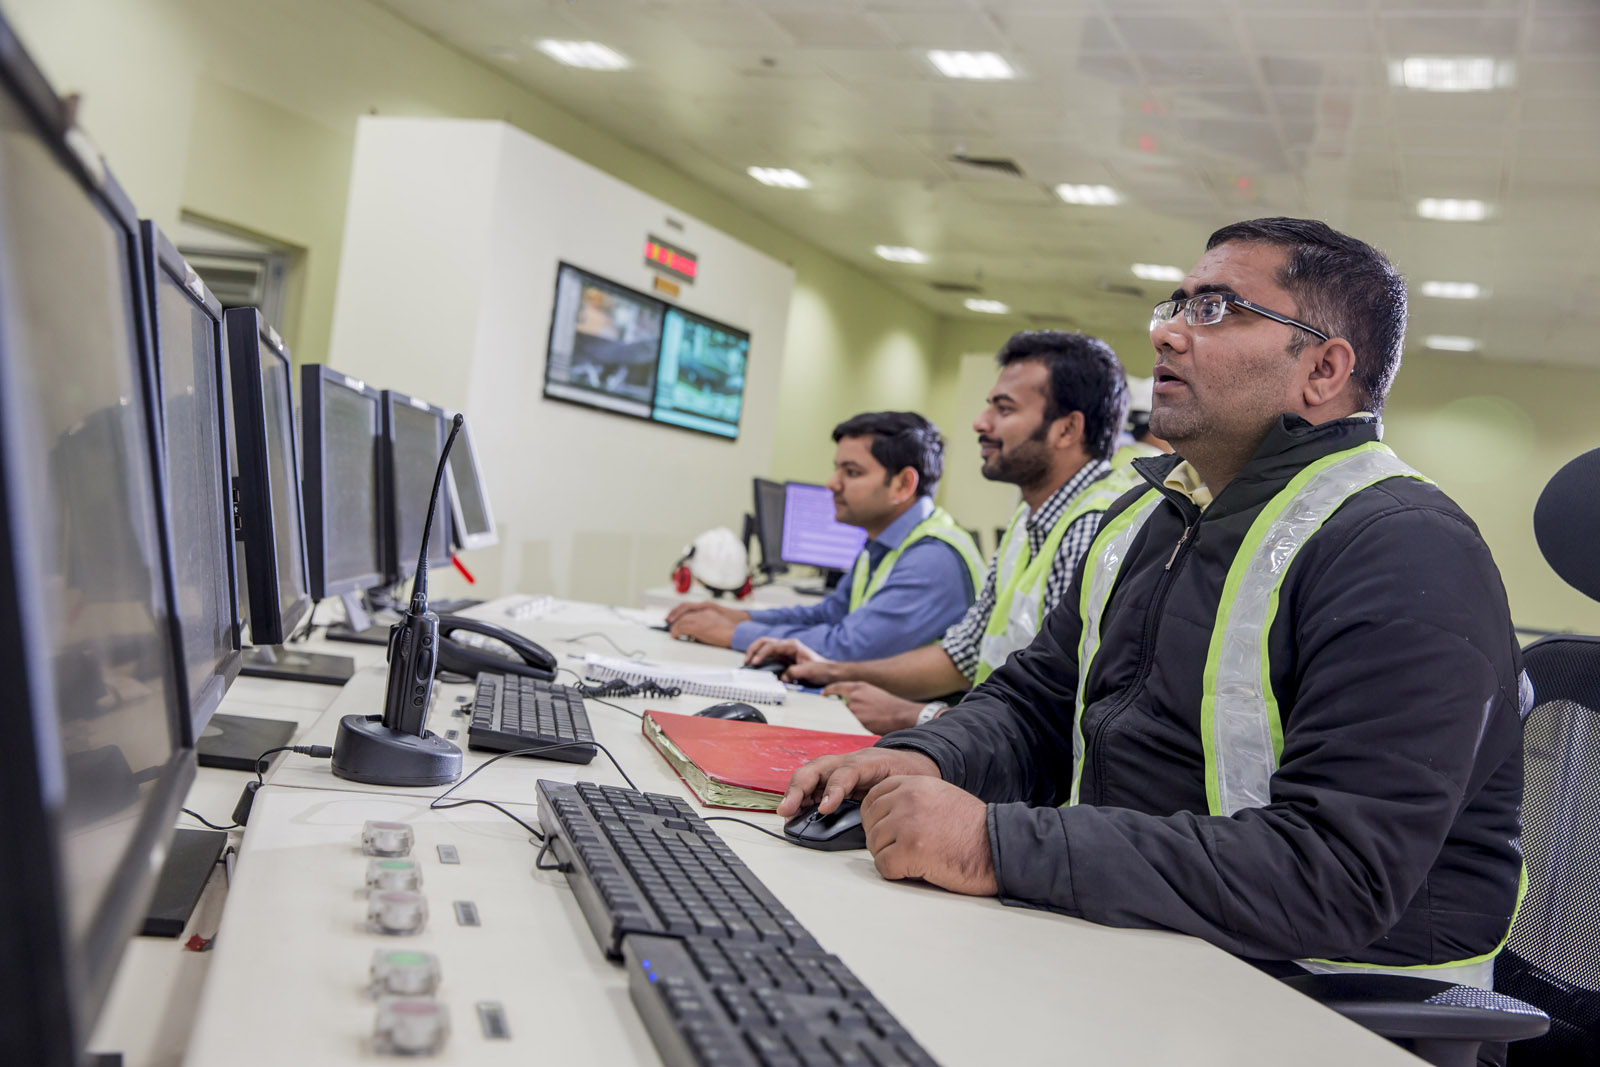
[384,391,452,583]
[753,477,787,576]
[444,415,496,551]
[223,307,311,645]
[544,262,664,420]
[145,224,241,732]
[0,26,195,1061]
[652,306,749,439]
[779,482,868,572]
[302,366,384,598]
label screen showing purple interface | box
[780,482,867,571]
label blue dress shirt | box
[730,497,976,660]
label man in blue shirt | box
[666,412,982,660]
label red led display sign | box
[645,236,698,283]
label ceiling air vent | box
[947,153,1025,178]
[930,281,984,294]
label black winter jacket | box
[882,415,1524,968]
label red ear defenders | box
[669,547,753,598]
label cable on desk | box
[555,666,676,719]
[702,815,795,844]
[253,744,334,785]
[182,807,241,832]
[427,738,641,838]
[534,839,567,873]
[559,631,647,659]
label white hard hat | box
[1126,375,1154,416]
[682,527,750,594]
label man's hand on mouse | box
[778,748,940,819]
[742,636,827,674]
[860,776,996,897]
[665,601,749,626]
[822,681,922,735]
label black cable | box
[427,738,640,836]
[253,743,334,785]
[534,840,566,872]
[702,815,795,844]
[556,666,676,717]
[182,808,240,831]
[559,631,647,659]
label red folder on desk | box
[641,709,877,811]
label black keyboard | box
[537,780,939,1066]
[537,780,818,959]
[467,672,595,764]
[623,935,937,1067]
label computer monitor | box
[443,412,496,551]
[301,365,385,598]
[752,477,788,577]
[543,261,665,420]
[140,221,243,735]
[651,305,750,439]
[0,20,198,1063]
[779,481,868,572]
[224,306,312,645]
[382,389,452,584]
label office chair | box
[1285,449,1600,1066]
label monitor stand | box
[140,827,227,937]
[324,590,398,646]
[240,644,355,685]
[197,712,298,771]
[793,568,845,598]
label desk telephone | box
[435,614,556,681]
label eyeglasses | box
[1150,292,1330,342]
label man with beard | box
[745,331,1132,734]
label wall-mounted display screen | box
[543,262,750,440]
[653,307,748,438]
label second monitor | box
[780,481,868,591]
[383,389,453,586]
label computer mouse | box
[696,701,768,723]
[749,660,787,675]
[783,799,867,852]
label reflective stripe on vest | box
[847,505,984,613]
[1201,442,1430,816]
[1068,487,1162,805]
[975,465,1144,684]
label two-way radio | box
[331,413,466,786]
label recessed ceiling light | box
[965,298,1009,314]
[1425,335,1480,352]
[874,246,928,264]
[1055,184,1122,206]
[1417,198,1490,222]
[1388,56,1514,92]
[1420,281,1483,300]
[1132,263,1185,282]
[747,167,810,189]
[534,40,631,70]
[927,51,1015,80]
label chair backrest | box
[1498,634,1600,1062]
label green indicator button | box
[378,860,414,871]
[386,951,429,966]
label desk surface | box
[97,597,1419,1067]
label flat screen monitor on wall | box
[544,262,665,420]
[543,261,752,440]
[653,306,749,439]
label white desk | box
[87,631,389,1067]
[161,595,1418,1067]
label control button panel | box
[373,996,450,1056]
[362,820,414,857]
[367,889,428,936]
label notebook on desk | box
[583,653,788,704]
[641,709,876,811]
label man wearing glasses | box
[780,218,1525,986]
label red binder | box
[641,709,877,811]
